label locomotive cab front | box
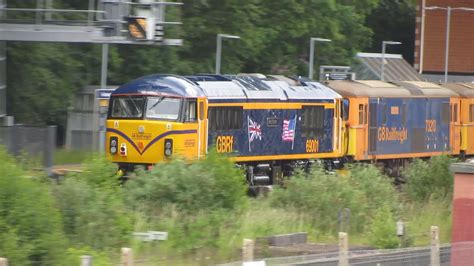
[105,75,207,172]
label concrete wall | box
[450,162,474,265]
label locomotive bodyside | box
[106,74,344,184]
[441,83,474,156]
[326,80,461,164]
[192,75,344,163]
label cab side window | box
[358,104,366,125]
[184,100,197,122]
[470,104,474,122]
[342,99,349,121]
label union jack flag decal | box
[247,116,262,151]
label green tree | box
[5,0,383,131]
[366,0,416,63]
[0,148,67,265]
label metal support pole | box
[309,38,331,80]
[419,0,426,73]
[36,0,44,25]
[45,0,53,21]
[99,43,109,153]
[381,42,386,81]
[44,125,57,176]
[215,34,222,74]
[88,0,94,26]
[215,34,240,75]
[100,44,108,90]
[380,41,402,81]
[309,39,315,80]
[0,41,5,118]
[0,0,5,18]
[444,6,451,83]
[0,1,5,119]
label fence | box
[0,242,472,265]
[0,125,56,173]
[218,227,461,266]
[220,246,453,266]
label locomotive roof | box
[325,80,459,98]
[111,74,205,97]
[440,83,474,97]
[188,74,341,101]
[112,74,341,101]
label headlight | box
[110,137,118,154]
[164,139,173,157]
[120,143,127,156]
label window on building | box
[301,106,325,138]
[208,106,243,131]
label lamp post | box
[381,41,402,81]
[215,34,240,75]
[309,37,331,80]
[421,6,474,82]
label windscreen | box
[109,96,145,118]
[145,97,182,120]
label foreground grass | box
[401,198,452,246]
[3,150,455,264]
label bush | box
[271,164,398,234]
[125,151,248,250]
[125,151,248,214]
[0,147,67,265]
[52,156,132,250]
[404,155,455,201]
[367,205,399,249]
[68,155,121,190]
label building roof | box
[352,53,423,81]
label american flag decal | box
[282,115,297,149]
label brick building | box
[414,0,474,82]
